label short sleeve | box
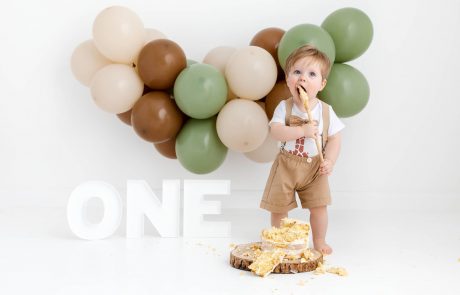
[327,105,345,136]
[269,100,287,126]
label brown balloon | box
[265,81,292,120]
[154,136,177,159]
[137,39,187,90]
[256,101,265,110]
[250,27,285,80]
[116,109,132,126]
[131,91,184,143]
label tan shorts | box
[260,150,331,213]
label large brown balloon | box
[250,27,285,80]
[265,81,291,120]
[116,109,132,126]
[137,39,187,90]
[154,136,177,159]
[131,91,184,143]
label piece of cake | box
[248,248,286,277]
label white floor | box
[0,207,459,295]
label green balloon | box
[176,117,228,174]
[174,63,227,119]
[322,7,373,63]
[318,63,369,118]
[186,59,197,67]
[278,23,335,70]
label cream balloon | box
[244,133,280,163]
[92,6,145,64]
[90,64,143,114]
[203,46,236,74]
[71,40,112,87]
[216,99,269,152]
[145,28,167,43]
[225,46,277,100]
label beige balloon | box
[70,40,112,87]
[244,133,280,163]
[225,46,277,100]
[145,28,167,43]
[90,64,143,114]
[216,99,269,152]
[93,6,145,64]
[203,46,236,74]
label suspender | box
[281,97,330,153]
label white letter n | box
[126,180,180,238]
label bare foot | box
[313,240,333,255]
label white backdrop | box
[1,0,459,208]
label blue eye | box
[293,70,301,75]
[309,72,317,77]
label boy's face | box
[286,57,327,104]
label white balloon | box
[244,133,280,163]
[90,64,143,114]
[203,46,236,74]
[225,46,277,100]
[93,6,145,64]
[145,28,167,43]
[216,99,269,152]
[70,40,112,87]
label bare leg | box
[271,212,288,227]
[309,206,332,255]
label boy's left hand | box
[319,159,334,176]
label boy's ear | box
[320,79,327,90]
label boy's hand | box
[301,121,318,139]
[320,158,334,176]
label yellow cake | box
[248,218,311,277]
[261,218,310,253]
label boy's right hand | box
[301,121,319,139]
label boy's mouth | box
[296,85,307,95]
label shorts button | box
[306,158,312,163]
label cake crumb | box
[297,279,307,286]
[327,267,348,276]
[314,262,326,275]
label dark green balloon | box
[322,7,373,63]
[176,117,228,174]
[318,63,369,117]
[174,63,227,119]
[278,23,335,70]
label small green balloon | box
[322,7,373,63]
[176,117,228,174]
[186,59,197,67]
[318,63,369,118]
[278,23,335,70]
[174,63,227,119]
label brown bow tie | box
[288,115,318,127]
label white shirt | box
[270,100,345,157]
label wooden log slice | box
[230,242,322,274]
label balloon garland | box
[70,6,373,174]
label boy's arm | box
[320,132,342,176]
[270,123,319,142]
[269,123,304,142]
[323,132,342,165]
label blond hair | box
[284,45,331,79]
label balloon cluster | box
[71,6,373,174]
